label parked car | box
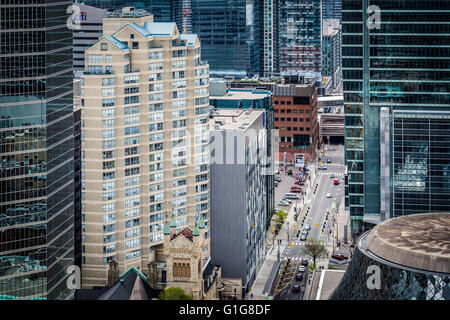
[300,234,307,241]
[304,224,311,230]
[274,208,281,213]
[301,258,309,266]
[331,254,348,261]
[333,179,339,185]
[330,174,335,178]
[292,284,301,293]
[275,177,282,182]
[279,201,289,207]
[327,158,332,163]
[298,266,306,273]
[295,273,303,281]
[290,188,302,193]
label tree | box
[158,287,193,300]
[301,239,329,266]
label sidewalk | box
[249,164,317,299]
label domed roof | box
[364,213,450,274]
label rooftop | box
[210,88,271,100]
[362,213,450,274]
[107,7,152,18]
[210,109,263,131]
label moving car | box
[304,224,311,230]
[301,258,309,266]
[275,177,282,182]
[295,273,303,281]
[298,266,306,273]
[279,201,289,206]
[318,165,327,170]
[333,179,339,185]
[327,158,332,163]
[292,284,301,293]
[300,234,307,241]
[330,174,335,178]
[285,193,300,199]
[326,193,332,198]
[290,188,302,193]
[331,254,348,261]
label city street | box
[252,143,347,300]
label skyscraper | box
[322,0,342,21]
[191,0,247,77]
[0,1,75,299]
[343,0,450,236]
[251,0,280,77]
[279,0,322,75]
[80,8,211,288]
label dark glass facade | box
[343,0,450,236]
[191,0,247,77]
[323,0,342,21]
[279,0,322,74]
[0,0,74,299]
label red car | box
[331,254,348,261]
[290,188,302,193]
[333,179,339,185]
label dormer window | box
[101,43,108,51]
[130,34,135,39]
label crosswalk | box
[318,163,345,167]
[317,172,345,176]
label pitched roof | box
[105,35,129,51]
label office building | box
[343,0,450,236]
[73,3,109,73]
[210,109,267,294]
[80,8,211,288]
[191,0,247,77]
[331,213,450,300]
[322,0,342,21]
[273,83,319,164]
[209,83,275,227]
[279,0,322,75]
[250,0,280,77]
[0,1,75,300]
[322,19,342,93]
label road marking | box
[316,269,327,300]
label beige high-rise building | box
[80,7,210,288]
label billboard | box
[294,153,304,168]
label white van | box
[284,193,300,199]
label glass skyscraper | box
[343,0,450,237]
[191,0,247,77]
[0,0,75,299]
[278,0,322,75]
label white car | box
[326,193,332,198]
[304,224,311,230]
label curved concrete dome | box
[365,213,450,274]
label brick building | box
[273,83,319,164]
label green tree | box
[158,287,193,300]
[301,239,329,266]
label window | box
[172,60,186,68]
[102,140,115,149]
[149,93,164,101]
[172,80,186,88]
[150,233,163,243]
[88,54,102,63]
[125,238,141,249]
[149,172,164,182]
[195,78,208,86]
[149,223,164,233]
[149,83,164,91]
[172,49,186,58]
[195,88,208,96]
[124,96,139,104]
[195,97,209,105]
[102,98,115,107]
[149,152,164,162]
[103,161,115,170]
[149,162,164,172]
[125,249,141,260]
[102,78,114,86]
[149,182,164,192]
[149,123,164,131]
[149,192,164,203]
[173,119,186,128]
[124,116,140,125]
[103,171,115,180]
[125,136,140,145]
[102,109,115,118]
[173,71,185,79]
[172,110,187,118]
[149,142,164,151]
[124,86,139,94]
[102,88,115,97]
[103,203,116,212]
[105,55,113,63]
[150,213,164,222]
[149,73,163,82]
[125,187,140,197]
[172,100,186,109]
[149,51,164,59]
[125,156,140,166]
[149,132,164,142]
[149,62,164,71]
[125,228,141,239]
[101,43,108,51]
[132,42,139,49]
[195,106,208,115]
[124,75,139,84]
[88,65,102,74]
[124,106,140,115]
[125,198,140,208]
[125,167,140,176]
[173,168,187,178]
[149,112,163,122]
[125,176,140,187]
[125,146,140,156]
[124,126,140,135]
[102,119,115,128]
[149,102,164,111]
[102,129,115,139]
[103,192,116,201]
[102,181,115,191]
[150,203,164,213]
